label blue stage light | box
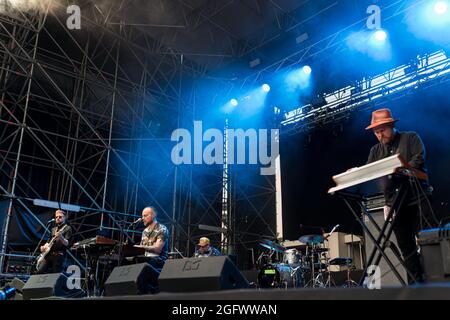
[230,99,238,107]
[262,84,271,92]
[374,30,387,42]
[303,65,312,75]
[435,1,448,15]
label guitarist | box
[36,210,73,274]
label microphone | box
[130,218,142,225]
[324,224,340,240]
[329,224,340,235]
[47,218,55,224]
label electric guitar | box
[36,224,69,270]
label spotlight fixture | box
[302,65,312,75]
[434,1,448,15]
[374,30,387,42]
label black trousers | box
[36,253,66,274]
[392,198,433,284]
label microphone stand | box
[116,219,140,267]
[173,247,184,259]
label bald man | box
[133,206,169,293]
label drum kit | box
[257,234,345,289]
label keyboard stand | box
[337,182,414,286]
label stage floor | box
[85,283,450,300]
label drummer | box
[193,237,221,258]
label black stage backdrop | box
[281,84,450,241]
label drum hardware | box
[257,239,309,289]
[299,234,333,288]
[283,248,301,265]
[330,257,358,287]
[299,234,325,245]
[259,239,286,253]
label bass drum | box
[257,263,304,288]
[257,264,281,288]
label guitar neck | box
[48,225,68,246]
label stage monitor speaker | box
[104,263,159,296]
[363,207,407,286]
[418,227,450,282]
[10,277,25,293]
[22,273,70,300]
[6,278,26,300]
[159,256,249,293]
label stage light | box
[374,30,387,42]
[405,1,450,43]
[303,65,312,75]
[285,66,313,93]
[230,99,238,107]
[262,84,271,92]
[435,1,448,15]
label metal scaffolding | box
[0,1,229,275]
[0,0,291,276]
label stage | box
[48,283,450,300]
[2,1,450,304]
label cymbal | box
[281,240,308,251]
[298,234,325,245]
[329,257,352,266]
[259,239,285,253]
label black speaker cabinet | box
[159,256,249,292]
[22,273,69,300]
[104,263,159,296]
[363,204,407,286]
[418,227,450,282]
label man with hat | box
[366,108,434,284]
[194,237,221,258]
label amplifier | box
[5,252,34,275]
[418,228,450,282]
[363,195,385,211]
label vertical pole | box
[221,119,230,254]
[0,20,41,273]
[100,39,121,230]
[171,54,184,252]
[275,154,283,241]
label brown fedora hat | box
[365,108,398,130]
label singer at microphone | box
[37,209,72,275]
